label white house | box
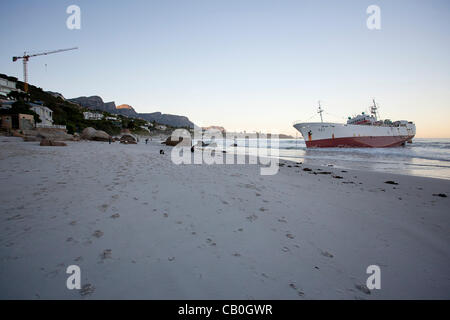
[0,77,18,97]
[0,100,14,110]
[139,125,151,133]
[156,125,167,130]
[83,111,104,120]
[105,116,118,121]
[30,103,54,126]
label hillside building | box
[83,111,104,121]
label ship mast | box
[318,101,324,123]
[370,99,379,120]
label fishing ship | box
[293,100,416,148]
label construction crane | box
[12,47,78,92]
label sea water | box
[197,138,450,180]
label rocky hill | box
[115,104,138,118]
[68,96,194,128]
[68,96,114,113]
[139,112,193,128]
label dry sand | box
[0,137,449,299]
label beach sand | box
[0,136,449,299]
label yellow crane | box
[12,47,78,92]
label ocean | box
[197,138,450,180]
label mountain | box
[138,112,193,128]
[115,104,138,118]
[68,96,194,128]
[68,96,116,113]
[103,101,117,113]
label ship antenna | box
[318,101,324,123]
[371,98,379,120]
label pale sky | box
[1,0,449,137]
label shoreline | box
[191,137,450,181]
[0,137,449,299]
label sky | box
[1,0,449,137]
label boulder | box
[40,139,52,146]
[23,136,41,142]
[92,130,110,142]
[162,136,191,147]
[81,127,97,140]
[12,131,25,138]
[120,134,137,144]
[72,133,81,141]
[51,141,68,147]
[80,127,111,142]
[40,139,67,147]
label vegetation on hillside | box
[1,74,184,136]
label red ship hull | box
[305,135,414,148]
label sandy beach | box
[0,136,449,299]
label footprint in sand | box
[7,214,24,221]
[246,214,258,222]
[100,249,112,260]
[321,250,334,258]
[289,283,305,296]
[92,230,104,238]
[98,204,109,212]
[80,284,95,296]
[45,270,59,279]
[111,213,120,219]
[286,233,295,239]
[206,238,217,246]
[355,284,371,295]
